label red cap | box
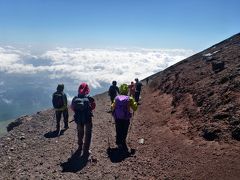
[78,82,90,95]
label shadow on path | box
[107,147,136,163]
[60,150,89,173]
[44,129,66,138]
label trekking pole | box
[71,127,77,155]
[106,114,113,155]
[108,115,113,148]
[128,112,136,154]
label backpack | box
[135,82,142,92]
[113,95,132,120]
[109,85,117,97]
[52,92,64,109]
[72,96,91,124]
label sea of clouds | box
[0,45,195,123]
[0,46,194,89]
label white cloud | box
[1,97,12,104]
[0,46,194,89]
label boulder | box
[202,125,221,141]
[7,118,23,132]
[211,61,225,73]
[232,126,240,141]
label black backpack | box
[136,82,142,92]
[109,85,117,97]
[52,92,64,109]
[72,96,91,124]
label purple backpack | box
[113,95,132,120]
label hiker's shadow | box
[60,150,89,173]
[107,147,136,163]
[44,129,66,138]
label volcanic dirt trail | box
[1,86,240,179]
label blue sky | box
[0,0,239,51]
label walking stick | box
[107,114,113,155]
[128,111,136,155]
[71,126,77,155]
[108,115,113,148]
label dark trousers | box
[115,120,130,148]
[77,120,92,154]
[110,95,117,103]
[55,109,69,130]
[135,91,140,103]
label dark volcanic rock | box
[202,125,221,141]
[211,60,225,73]
[7,118,23,132]
[232,126,240,140]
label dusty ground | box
[1,33,240,179]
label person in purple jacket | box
[111,84,137,152]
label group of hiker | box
[108,78,143,104]
[51,78,143,158]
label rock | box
[213,113,230,120]
[202,126,221,141]
[204,56,215,62]
[232,126,240,141]
[211,61,225,73]
[20,136,26,140]
[7,118,23,132]
[23,143,27,148]
[139,138,145,144]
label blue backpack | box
[113,95,132,120]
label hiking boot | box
[107,109,112,113]
[55,128,60,134]
[122,144,129,153]
[117,144,123,150]
[118,144,129,153]
[74,148,82,156]
[82,149,91,157]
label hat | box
[57,84,64,92]
[78,82,90,95]
[119,84,129,95]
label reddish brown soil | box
[1,33,240,179]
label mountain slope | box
[1,33,240,179]
[149,33,240,142]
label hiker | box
[108,81,120,103]
[134,78,143,104]
[71,83,96,157]
[52,84,69,133]
[128,81,135,98]
[146,77,149,85]
[111,84,137,152]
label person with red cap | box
[71,83,96,157]
[128,81,135,98]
